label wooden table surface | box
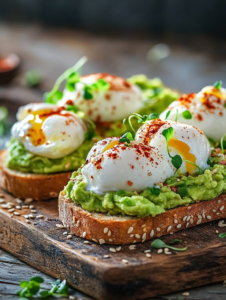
[1,24,226,299]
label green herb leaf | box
[182,110,192,120]
[151,239,187,251]
[66,82,75,92]
[66,105,78,114]
[67,72,80,84]
[19,281,28,289]
[40,290,50,298]
[83,86,93,100]
[138,115,148,123]
[30,276,44,284]
[172,155,183,169]
[165,110,171,120]
[162,127,174,143]
[177,186,188,198]
[123,118,127,124]
[169,239,182,244]
[96,78,110,90]
[149,187,160,196]
[148,113,159,120]
[213,81,222,89]
[45,90,63,104]
[219,233,226,238]
[175,109,179,122]
[55,279,68,295]
[119,132,133,144]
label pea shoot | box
[213,81,222,89]
[119,132,133,144]
[165,110,171,120]
[220,134,226,153]
[182,110,192,120]
[151,239,187,251]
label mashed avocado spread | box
[64,155,226,218]
[7,139,94,174]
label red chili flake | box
[66,100,73,105]
[162,182,167,186]
[91,175,94,179]
[130,165,134,169]
[177,93,196,109]
[197,114,203,121]
[94,158,103,169]
[219,111,223,116]
[170,186,177,193]
[105,93,111,100]
[127,181,133,186]
[185,172,190,177]
[142,119,167,145]
[85,160,89,165]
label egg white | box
[81,137,175,194]
[12,103,87,159]
[160,86,226,141]
[58,73,143,122]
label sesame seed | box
[23,215,29,219]
[109,239,113,242]
[198,215,202,219]
[174,219,178,224]
[14,211,20,216]
[218,220,226,227]
[167,225,172,232]
[183,216,187,222]
[8,208,15,213]
[108,230,111,236]
[135,234,140,239]
[75,221,80,227]
[133,240,137,243]
[220,205,225,211]
[69,296,76,300]
[144,249,151,253]
[156,227,160,232]
[157,249,163,254]
[128,227,133,234]
[218,200,221,203]
[207,216,211,220]
[25,220,31,224]
[213,210,216,212]
[31,210,36,213]
[92,238,98,243]
[164,248,170,253]
[150,229,154,237]
[216,213,220,215]
[187,206,191,210]
[116,247,121,251]
[165,252,172,255]
[142,233,146,240]
[22,205,29,209]
[187,216,191,221]
[104,227,108,234]
[146,253,151,258]
[15,206,21,210]
[1,204,8,209]
[36,215,44,219]
[0,199,5,203]
[15,198,22,204]
[186,222,190,227]
[122,259,128,264]
[56,224,64,228]
[177,224,182,228]
[182,292,190,296]
[24,198,33,204]
[130,234,134,238]
[67,235,72,239]
[216,230,219,233]
[63,232,68,235]
[190,218,193,224]
[202,212,206,219]
[103,255,110,258]
[196,219,202,225]
[84,241,90,244]
[29,214,35,219]
[110,248,116,252]
[141,224,146,228]
[129,245,136,250]
[99,239,105,244]
[82,232,87,238]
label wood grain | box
[1,189,226,300]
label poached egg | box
[58,73,143,122]
[81,137,175,194]
[160,85,226,141]
[12,103,87,159]
[136,119,211,175]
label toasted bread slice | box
[59,191,226,244]
[0,150,72,200]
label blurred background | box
[0,0,226,146]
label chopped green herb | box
[182,110,192,120]
[138,115,148,123]
[66,105,78,114]
[169,239,182,244]
[213,81,222,89]
[165,110,171,120]
[151,239,187,251]
[177,186,188,198]
[148,187,160,196]
[119,132,133,144]
[96,78,110,90]
[148,113,159,120]
[219,233,226,238]
[83,86,93,100]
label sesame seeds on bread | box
[0,150,72,200]
[59,190,226,245]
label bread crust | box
[0,150,72,200]
[59,191,226,244]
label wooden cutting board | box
[1,189,226,300]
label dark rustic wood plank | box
[1,189,226,300]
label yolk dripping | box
[102,140,120,152]
[168,138,197,174]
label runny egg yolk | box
[168,138,197,174]
[200,87,226,103]
[102,140,120,152]
[26,109,52,146]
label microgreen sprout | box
[126,113,159,137]
[219,233,226,238]
[169,239,182,244]
[175,109,179,122]
[162,127,203,174]
[83,78,110,100]
[119,132,133,144]
[182,110,192,120]
[151,239,187,251]
[213,81,222,89]
[220,134,226,153]
[45,56,88,104]
[165,110,171,120]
